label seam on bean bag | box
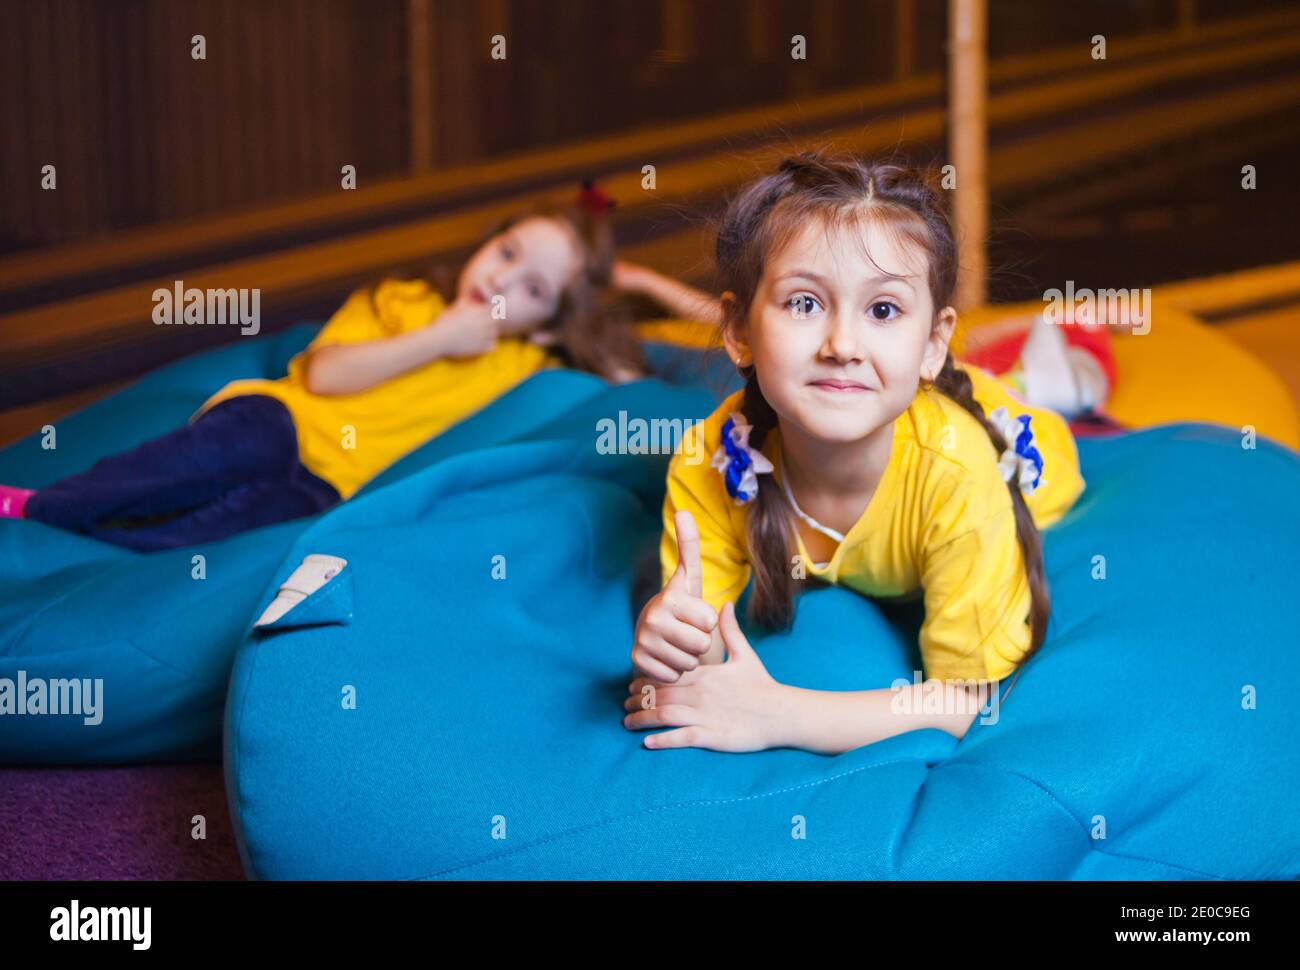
[119,633,227,686]
[415,758,1229,881]
[4,570,103,653]
[413,756,948,880]
[935,763,1228,881]
[7,569,259,687]
[116,571,272,685]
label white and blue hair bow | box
[712,412,774,504]
[989,406,1044,494]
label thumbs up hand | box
[631,510,720,683]
[624,601,790,753]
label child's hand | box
[610,259,653,294]
[431,300,499,357]
[631,510,718,683]
[624,601,789,752]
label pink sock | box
[0,485,35,519]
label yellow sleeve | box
[659,424,751,612]
[918,475,1032,683]
[308,278,446,350]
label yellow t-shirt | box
[659,363,1086,682]
[196,278,559,499]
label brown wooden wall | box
[11,0,1293,255]
[1,0,409,250]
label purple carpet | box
[0,765,245,880]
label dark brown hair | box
[715,151,1050,667]
[376,197,642,382]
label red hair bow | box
[577,179,617,217]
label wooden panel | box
[0,0,907,252]
[5,1,1299,259]
[9,2,1300,295]
[0,0,410,252]
[7,18,1300,370]
[408,0,435,172]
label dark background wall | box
[6,0,1293,254]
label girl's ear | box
[922,306,958,381]
[719,291,752,367]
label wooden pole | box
[949,0,987,310]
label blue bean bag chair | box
[0,326,695,764]
[223,383,1300,880]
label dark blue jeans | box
[26,395,340,551]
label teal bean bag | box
[0,327,670,764]
[6,326,1299,880]
[223,389,1300,880]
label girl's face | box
[726,214,956,447]
[456,216,584,334]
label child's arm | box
[625,600,995,752]
[774,680,992,751]
[303,299,498,395]
[612,260,723,327]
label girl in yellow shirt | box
[1,186,641,550]
[623,152,1088,754]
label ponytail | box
[932,354,1051,658]
[738,372,798,629]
